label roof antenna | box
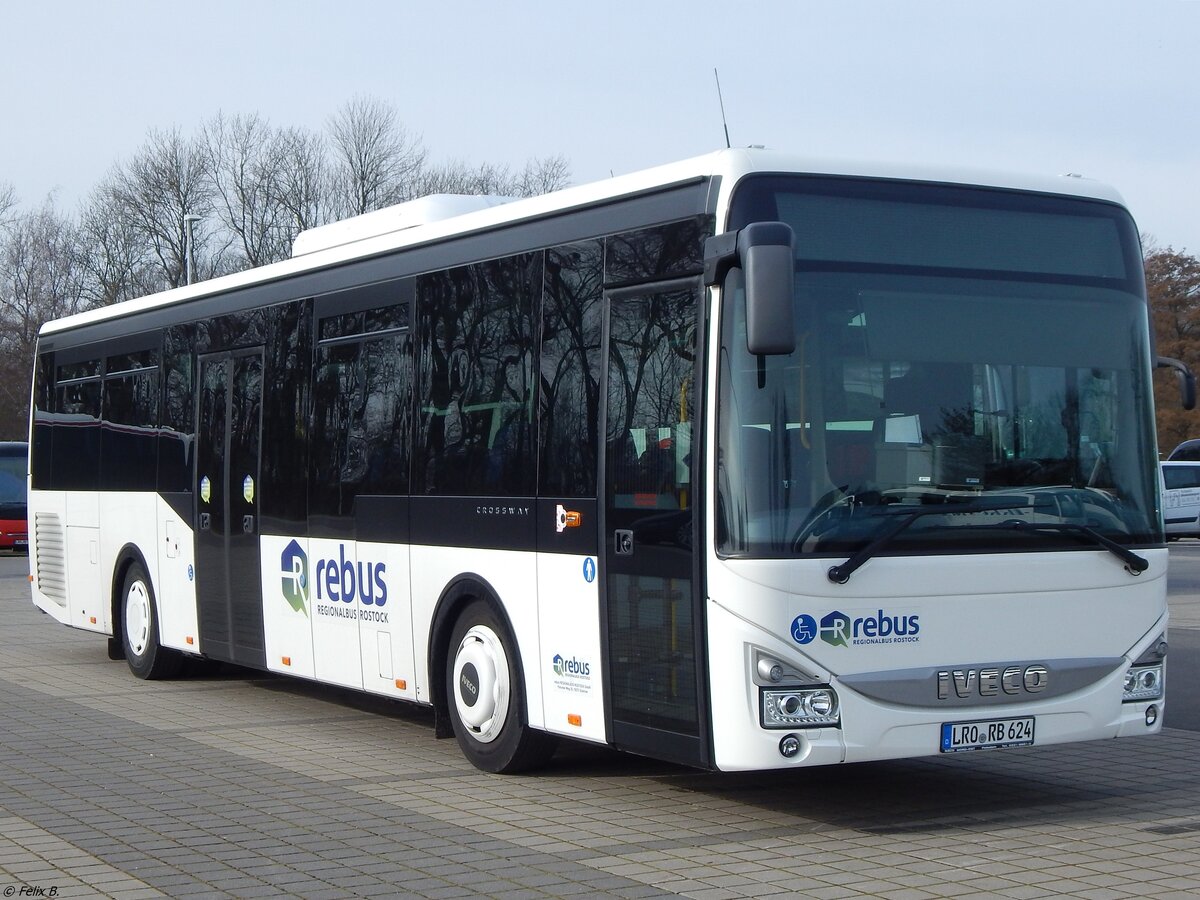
[714,68,732,149]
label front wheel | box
[446,599,555,773]
[122,561,182,680]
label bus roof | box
[39,147,1130,337]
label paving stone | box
[3,554,1200,900]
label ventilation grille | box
[34,513,66,606]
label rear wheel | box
[121,562,182,680]
[446,599,555,773]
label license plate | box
[940,716,1034,753]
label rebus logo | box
[552,654,590,677]
[315,544,388,606]
[280,540,309,616]
[791,609,921,648]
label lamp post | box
[183,214,202,285]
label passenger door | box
[601,281,708,767]
[194,349,266,667]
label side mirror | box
[740,223,796,355]
[704,222,796,356]
[1157,356,1196,410]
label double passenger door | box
[194,349,266,668]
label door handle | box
[199,512,211,532]
[243,515,255,534]
[614,529,634,556]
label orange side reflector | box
[89,616,97,625]
[395,679,407,690]
[563,510,582,528]
[282,656,292,667]
[28,575,34,583]
[567,714,582,727]
[185,636,195,645]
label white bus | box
[28,149,1181,772]
[1161,461,1200,538]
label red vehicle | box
[0,442,27,553]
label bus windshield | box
[717,176,1162,559]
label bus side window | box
[417,254,539,497]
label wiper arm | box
[827,499,1014,584]
[826,500,1151,584]
[1001,520,1149,575]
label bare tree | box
[1148,247,1200,450]
[415,155,571,199]
[0,201,88,436]
[412,159,510,197]
[0,182,16,229]
[204,112,301,267]
[327,96,427,216]
[78,179,162,307]
[109,128,220,288]
[513,155,571,196]
[3,100,571,315]
[274,125,334,238]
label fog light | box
[1146,705,1158,726]
[779,734,801,758]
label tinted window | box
[102,361,159,491]
[53,372,101,491]
[31,355,53,490]
[1163,466,1200,490]
[159,325,195,493]
[259,301,312,530]
[195,310,268,354]
[311,299,412,529]
[417,254,540,496]
[604,216,713,287]
[539,242,603,497]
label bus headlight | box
[761,687,840,728]
[1122,664,1163,702]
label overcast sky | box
[4,1,1198,253]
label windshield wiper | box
[826,498,1149,583]
[827,500,1002,583]
[990,520,1149,575]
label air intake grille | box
[34,513,66,606]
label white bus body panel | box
[65,491,103,631]
[155,499,199,653]
[260,535,417,701]
[706,549,1167,771]
[535,551,606,743]
[355,540,415,700]
[31,491,196,651]
[307,536,368,689]
[409,545,544,728]
[261,534,318,680]
[97,492,155,635]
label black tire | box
[446,599,556,773]
[121,561,183,680]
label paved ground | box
[1,550,1199,899]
